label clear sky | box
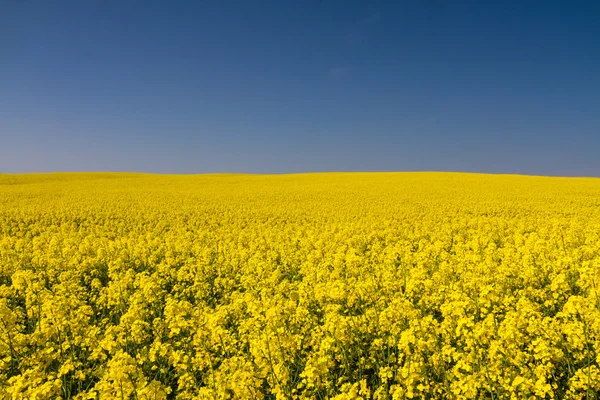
[1,0,599,175]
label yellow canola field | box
[1,172,600,399]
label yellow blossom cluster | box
[1,172,600,399]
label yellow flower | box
[2,172,600,398]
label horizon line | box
[1,170,599,179]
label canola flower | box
[1,172,600,399]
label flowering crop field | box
[1,172,600,399]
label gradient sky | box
[1,0,599,175]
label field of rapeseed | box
[1,172,600,399]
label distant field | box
[1,172,600,399]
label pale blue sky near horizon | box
[1,0,599,176]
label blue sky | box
[1,0,599,175]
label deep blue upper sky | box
[2,0,599,175]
